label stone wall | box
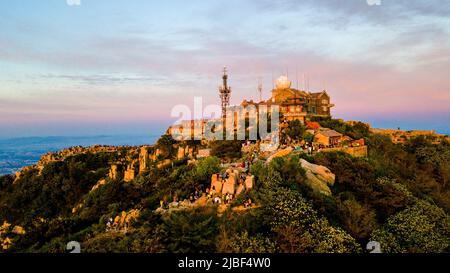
[321,146,368,157]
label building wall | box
[314,134,330,146]
[321,146,368,157]
[313,93,331,116]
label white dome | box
[275,75,291,89]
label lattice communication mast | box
[219,67,231,118]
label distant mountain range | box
[0,135,159,175]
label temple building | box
[241,75,334,123]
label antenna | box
[257,77,263,102]
[219,66,231,118]
[271,71,274,89]
[302,73,306,91]
[306,74,310,92]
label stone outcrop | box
[139,146,151,173]
[211,174,224,193]
[35,145,119,171]
[124,162,136,182]
[108,209,140,232]
[197,149,211,158]
[109,165,120,180]
[244,175,254,191]
[222,170,238,195]
[236,183,245,195]
[157,159,172,169]
[177,146,185,160]
[299,159,335,196]
[91,179,107,192]
[151,149,162,161]
[13,145,121,181]
[211,169,254,196]
[176,145,196,160]
[156,195,209,215]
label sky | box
[0,0,449,138]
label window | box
[322,99,328,104]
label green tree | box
[156,134,176,159]
[263,188,360,253]
[160,207,219,253]
[285,119,306,143]
[336,198,377,241]
[229,231,276,253]
[192,157,221,185]
[371,200,450,253]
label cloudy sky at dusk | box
[0,0,449,137]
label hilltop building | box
[241,75,334,123]
[168,70,335,140]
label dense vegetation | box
[0,124,449,253]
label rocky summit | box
[0,117,449,253]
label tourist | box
[221,172,227,183]
[240,173,246,181]
[106,217,113,232]
[194,190,199,200]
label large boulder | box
[177,146,186,160]
[245,175,254,191]
[211,169,255,196]
[222,171,238,195]
[124,163,136,182]
[109,164,119,180]
[211,174,223,193]
[139,146,150,173]
[236,183,245,195]
[299,159,335,196]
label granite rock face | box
[300,158,335,196]
[211,169,254,196]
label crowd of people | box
[189,190,201,203]
[243,198,253,208]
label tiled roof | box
[318,129,342,137]
[306,121,321,129]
